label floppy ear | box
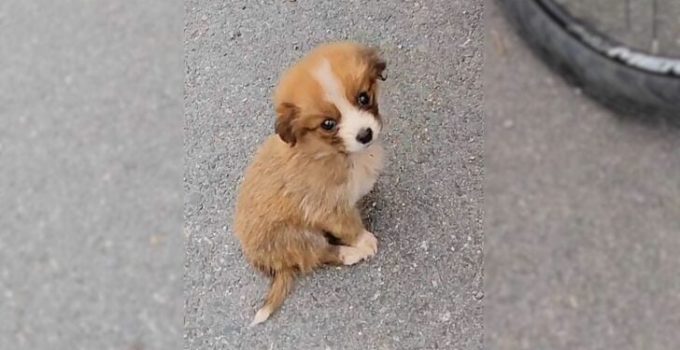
[363,47,387,81]
[275,102,299,146]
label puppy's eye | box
[320,119,337,131]
[357,92,371,107]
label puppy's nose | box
[356,128,373,144]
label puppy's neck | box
[291,139,346,160]
[298,146,347,164]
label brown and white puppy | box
[233,42,387,325]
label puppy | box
[233,42,387,325]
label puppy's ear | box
[275,102,299,146]
[363,47,387,81]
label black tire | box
[499,0,680,121]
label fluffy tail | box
[250,269,295,326]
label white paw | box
[339,246,365,265]
[356,230,378,257]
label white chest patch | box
[346,142,385,205]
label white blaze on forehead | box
[312,59,353,114]
[312,59,380,153]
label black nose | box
[356,128,373,144]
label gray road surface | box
[184,1,484,349]
[0,1,183,350]
[486,2,680,349]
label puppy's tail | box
[250,269,295,326]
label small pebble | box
[568,295,578,308]
[474,291,484,300]
[229,30,242,40]
[440,311,451,322]
[149,234,163,246]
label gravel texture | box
[184,1,484,349]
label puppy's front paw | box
[356,230,378,257]
[338,246,365,265]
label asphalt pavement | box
[0,1,183,350]
[184,1,484,349]
[486,2,680,349]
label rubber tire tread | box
[499,0,680,120]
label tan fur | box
[233,42,387,325]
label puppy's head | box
[273,42,386,153]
